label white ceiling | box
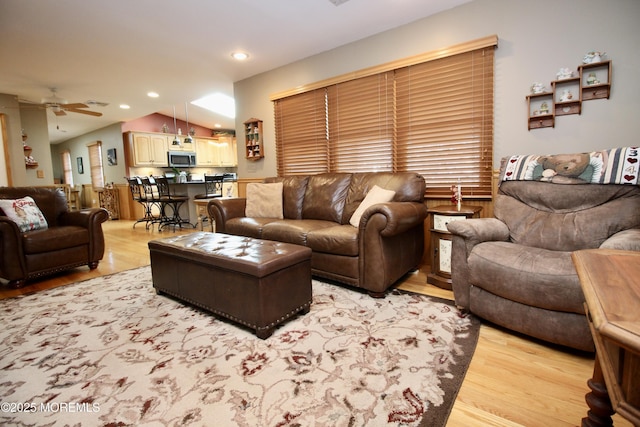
[0,0,471,143]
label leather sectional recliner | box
[208,172,428,297]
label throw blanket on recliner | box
[501,146,639,185]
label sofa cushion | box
[264,176,309,219]
[307,225,359,256]
[302,173,352,223]
[468,241,583,314]
[0,196,48,232]
[262,219,336,246]
[225,217,278,239]
[245,182,284,219]
[349,185,396,227]
[22,226,89,254]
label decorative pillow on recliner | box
[245,182,284,219]
[349,185,396,227]
[0,196,48,232]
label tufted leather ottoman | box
[148,232,312,339]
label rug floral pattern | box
[0,267,478,426]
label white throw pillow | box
[245,182,284,219]
[349,185,396,227]
[0,196,49,232]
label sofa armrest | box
[60,208,109,228]
[359,202,428,236]
[599,229,640,251]
[0,217,26,280]
[208,198,247,233]
[358,202,428,295]
[59,208,109,262]
[446,218,509,310]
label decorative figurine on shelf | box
[582,51,606,64]
[586,72,600,86]
[530,82,546,94]
[161,123,170,133]
[560,89,574,102]
[539,101,550,115]
[556,68,574,80]
[451,179,462,211]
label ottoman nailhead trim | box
[157,287,311,333]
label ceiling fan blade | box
[65,108,102,117]
[62,103,89,109]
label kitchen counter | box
[167,180,238,227]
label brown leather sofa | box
[208,172,428,297]
[0,186,109,288]
[447,156,640,351]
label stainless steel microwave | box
[168,151,196,168]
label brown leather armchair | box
[0,186,109,288]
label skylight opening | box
[192,93,236,119]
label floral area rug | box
[0,266,479,427]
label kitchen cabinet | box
[194,138,220,166]
[217,136,237,167]
[125,132,169,167]
[169,134,195,152]
[195,136,237,167]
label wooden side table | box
[427,205,482,290]
[572,249,640,427]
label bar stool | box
[194,175,224,230]
[127,177,157,229]
[153,176,194,231]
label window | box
[273,36,496,198]
[60,150,73,186]
[87,141,105,189]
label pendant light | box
[172,106,181,146]
[184,102,193,144]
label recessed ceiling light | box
[192,93,236,119]
[231,52,249,61]
[147,92,159,98]
[120,104,131,109]
[214,123,222,128]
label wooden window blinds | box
[273,37,496,198]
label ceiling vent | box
[328,0,351,5]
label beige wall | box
[234,0,640,181]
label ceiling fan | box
[22,88,104,117]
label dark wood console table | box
[572,249,640,427]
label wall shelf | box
[244,118,264,161]
[526,60,612,130]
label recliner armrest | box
[599,229,640,251]
[447,218,510,246]
[447,218,509,310]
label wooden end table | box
[426,205,482,290]
[572,249,640,427]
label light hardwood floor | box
[0,220,631,427]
